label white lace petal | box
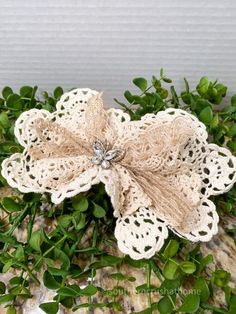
[51,166,101,204]
[115,207,168,260]
[2,153,100,204]
[1,153,31,191]
[14,88,99,148]
[172,198,219,242]
[199,144,236,197]
[114,164,153,217]
[107,108,131,139]
[144,108,208,141]
[99,168,122,217]
[100,165,153,218]
[14,109,51,147]
[168,172,202,207]
[53,89,99,142]
[56,88,98,111]
[114,108,207,149]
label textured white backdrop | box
[0,0,236,105]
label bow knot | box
[91,139,125,169]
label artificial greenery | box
[0,71,236,314]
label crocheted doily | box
[2,88,236,260]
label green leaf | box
[42,91,49,99]
[8,285,31,297]
[198,254,213,273]
[0,235,18,246]
[73,302,109,311]
[2,86,13,99]
[15,245,24,261]
[152,76,161,90]
[1,197,21,212]
[136,283,158,294]
[178,294,200,313]
[157,296,174,314]
[0,282,6,294]
[54,87,64,99]
[29,230,42,252]
[93,203,106,218]
[6,306,17,314]
[39,302,59,314]
[124,90,134,103]
[197,76,209,95]
[229,295,236,314]
[72,195,88,212]
[132,95,147,106]
[170,86,179,107]
[180,261,196,274]
[110,272,135,282]
[200,303,228,314]
[224,286,231,306]
[194,278,210,302]
[159,88,168,99]
[227,140,236,152]
[0,141,21,153]
[149,260,162,281]
[57,286,80,297]
[163,240,179,258]
[228,124,236,137]
[0,112,10,129]
[162,77,172,83]
[0,294,15,304]
[104,286,128,298]
[181,91,191,104]
[195,99,211,114]
[6,93,22,109]
[127,276,136,282]
[57,215,72,228]
[43,271,61,289]
[133,77,148,92]
[91,254,123,269]
[9,276,25,286]
[47,267,68,277]
[59,297,73,308]
[79,284,97,296]
[231,94,236,107]
[212,269,230,287]
[215,83,227,97]
[199,106,213,125]
[184,77,190,93]
[163,260,179,280]
[110,272,126,281]
[20,86,33,97]
[102,254,123,265]
[2,261,13,273]
[159,279,180,296]
[210,113,219,129]
[74,212,86,230]
[110,302,123,311]
[54,248,70,270]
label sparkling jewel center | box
[91,139,125,169]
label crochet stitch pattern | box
[2,88,236,259]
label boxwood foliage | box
[0,71,236,314]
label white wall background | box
[0,0,236,105]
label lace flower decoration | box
[2,88,236,259]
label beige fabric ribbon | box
[83,94,200,233]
